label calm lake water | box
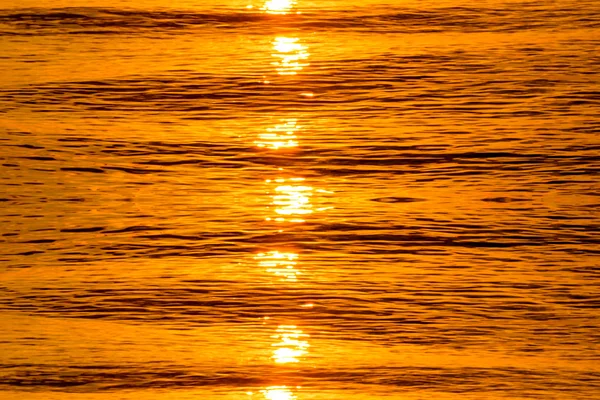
[1,0,599,399]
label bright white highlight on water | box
[262,0,296,14]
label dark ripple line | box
[1,5,598,36]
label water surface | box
[1,0,599,399]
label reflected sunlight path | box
[246,2,323,399]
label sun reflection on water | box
[265,177,314,223]
[255,119,299,149]
[261,386,297,400]
[262,0,297,14]
[248,3,314,397]
[272,37,310,76]
[272,325,309,364]
[255,251,300,282]
[249,249,309,398]
[247,386,298,400]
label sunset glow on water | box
[0,0,599,399]
[261,0,296,14]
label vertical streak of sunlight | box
[264,177,314,223]
[261,386,297,400]
[271,325,309,364]
[255,119,299,149]
[248,2,314,398]
[247,386,298,400]
[262,0,296,15]
[255,251,300,282]
[272,37,310,76]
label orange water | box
[1,0,599,399]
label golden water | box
[1,0,599,399]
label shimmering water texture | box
[1,0,599,399]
